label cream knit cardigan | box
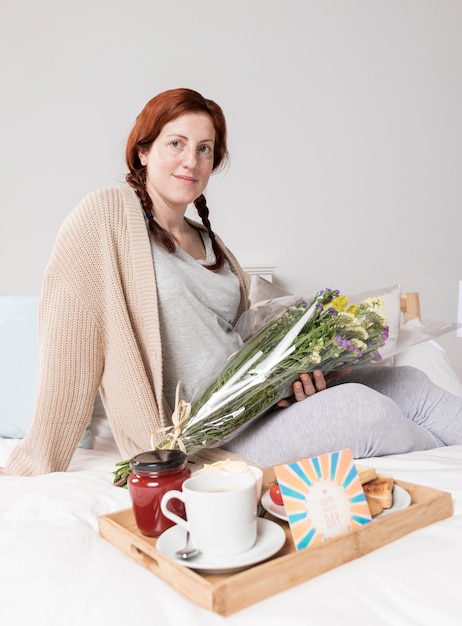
[6,185,251,476]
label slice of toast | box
[362,474,394,509]
[356,464,377,485]
[365,494,384,517]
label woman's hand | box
[276,367,352,408]
[277,371,327,408]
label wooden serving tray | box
[98,467,453,616]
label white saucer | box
[261,485,412,522]
[156,518,286,573]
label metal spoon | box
[175,531,200,560]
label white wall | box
[1,0,461,374]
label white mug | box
[160,471,257,556]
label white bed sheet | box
[1,415,462,626]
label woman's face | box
[139,112,216,212]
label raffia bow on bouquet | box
[113,288,389,486]
[113,385,192,487]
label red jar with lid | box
[127,449,191,538]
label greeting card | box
[274,448,372,551]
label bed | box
[1,288,462,625]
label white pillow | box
[0,295,92,446]
[394,337,462,398]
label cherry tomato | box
[269,483,283,506]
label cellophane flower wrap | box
[158,288,389,455]
[111,288,461,486]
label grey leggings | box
[222,366,462,466]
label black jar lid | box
[130,449,187,472]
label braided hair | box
[193,194,224,270]
[125,88,228,271]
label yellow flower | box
[331,295,349,312]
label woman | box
[4,88,462,475]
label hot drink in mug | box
[160,471,257,557]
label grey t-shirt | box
[151,230,243,409]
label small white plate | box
[261,489,287,521]
[261,485,412,522]
[156,518,286,573]
[375,485,412,518]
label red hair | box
[125,88,229,174]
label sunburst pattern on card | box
[274,448,372,550]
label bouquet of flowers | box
[114,288,389,485]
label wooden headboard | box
[400,292,421,323]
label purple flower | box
[319,288,340,302]
[335,336,355,351]
[379,326,390,346]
